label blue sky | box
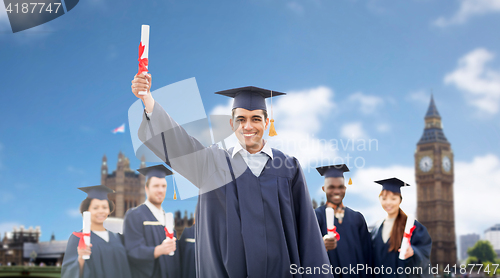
[0,0,499,256]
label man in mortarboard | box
[122,164,180,278]
[315,164,373,278]
[131,74,332,277]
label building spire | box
[418,94,449,145]
[425,94,441,119]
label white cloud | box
[0,222,21,240]
[211,99,232,116]
[210,86,338,169]
[343,153,500,238]
[348,92,384,115]
[376,123,391,133]
[269,86,337,169]
[407,90,430,105]
[67,208,81,218]
[434,0,500,27]
[287,2,305,15]
[444,48,500,114]
[454,154,500,235]
[340,122,368,140]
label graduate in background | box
[61,185,132,278]
[178,217,196,278]
[315,164,373,278]
[123,165,180,278]
[370,178,432,278]
[131,73,332,277]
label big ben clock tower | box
[415,95,457,270]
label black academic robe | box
[138,102,332,278]
[371,220,432,278]
[61,231,132,278]
[179,225,196,278]
[123,204,181,278]
[315,205,373,278]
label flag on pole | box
[112,124,125,134]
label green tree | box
[467,240,497,263]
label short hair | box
[145,177,166,188]
[79,198,115,214]
[231,108,268,120]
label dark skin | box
[322,177,346,207]
[321,177,346,251]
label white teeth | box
[243,134,254,137]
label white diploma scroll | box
[325,207,336,238]
[138,24,150,95]
[399,214,415,260]
[165,212,175,256]
[82,211,91,260]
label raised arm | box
[131,73,225,187]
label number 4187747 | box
[5,3,62,14]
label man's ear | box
[265,117,270,130]
[322,186,326,193]
[230,118,234,131]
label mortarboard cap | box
[215,86,285,111]
[78,185,114,200]
[316,164,350,178]
[215,86,286,137]
[375,177,409,194]
[137,164,173,180]
[138,164,178,200]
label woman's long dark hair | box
[380,190,407,252]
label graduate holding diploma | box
[123,164,180,278]
[370,178,432,278]
[61,185,132,278]
[315,164,373,278]
[130,71,332,277]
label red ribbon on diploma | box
[138,42,149,75]
[72,232,91,249]
[164,227,173,239]
[327,227,340,241]
[403,225,416,245]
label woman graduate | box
[370,178,432,278]
[61,185,132,278]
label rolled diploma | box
[325,207,336,238]
[165,212,175,256]
[138,24,150,95]
[82,211,91,260]
[399,214,415,260]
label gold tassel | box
[172,175,178,200]
[269,119,277,137]
[348,178,352,185]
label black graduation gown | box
[315,205,373,278]
[123,204,181,278]
[61,231,132,278]
[179,225,196,278]
[371,220,432,278]
[138,102,332,278]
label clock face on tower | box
[419,156,433,172]
[442,156,451,173]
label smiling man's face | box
[322,177,346,206]
[230,108,269,154]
